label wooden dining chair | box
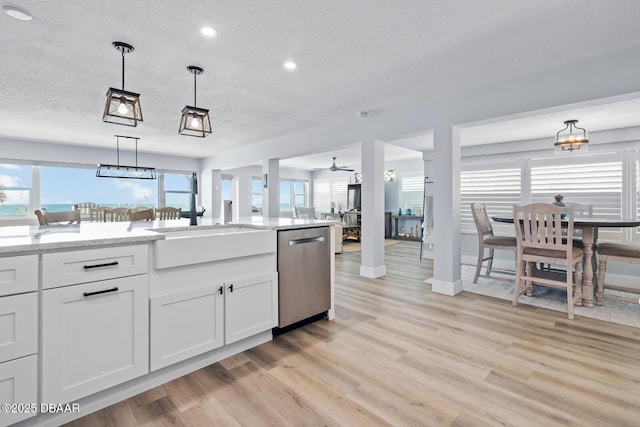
[35,209,81,225]
[596,243,640,305]
[73,202,98,221]
[89,207,107,222]
[470,202,517,284]
[512,203,583,320]
[103,207,129,222]
[127,208,155,221]
[155,207,181,220]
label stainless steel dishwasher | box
[277,227,331,328]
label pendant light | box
[97,135,156,179]
[103,42,143,127]
[179,66,212,138]
[554,119,588,153]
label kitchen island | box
[0,217,336,427]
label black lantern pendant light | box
[179,66,212,138]
[554,119,588,152]
[103,42,143,127]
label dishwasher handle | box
[288,235,325,246]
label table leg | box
[580,227,597,308]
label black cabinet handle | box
[218,286,223,295]
[83,287,119,297]
[83,261,119,270]
[229,284,234,293]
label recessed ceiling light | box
[200,26,217,37]
[283,61,297,71]
[3,5,32,21]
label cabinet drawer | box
[0,355,38,426]
[150,285,224,371]
[42,244,148,289]
[0,293,37,364]
[41,275,149,404]
[0,255,38,296]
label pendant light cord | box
[193,73,197,107]
[121,50,125,90]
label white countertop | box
[0,217,337,254]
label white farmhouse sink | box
[154,227,276,269]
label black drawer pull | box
[83,287,119,297]
[229,284,234,293]
[218,286,223,295]
[83,261,119,270]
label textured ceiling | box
[2,0,640,162]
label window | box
[0,163,32,216]
[163,172,192,211]
[279,179,308,213]
[530,157,622,218]
[40,165,158,210]
[251,177,262,215]
[0,162,194,218]
[460,163,522,234]
[313,178,347,213]
[400,172,425,213]
[531,155,624,242]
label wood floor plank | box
[64,242,640,427]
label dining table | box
[492,215,640,307]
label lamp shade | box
[103,88,143,127]
[179,106,212,137]
[555,119,588,152]
[96,164,156,179]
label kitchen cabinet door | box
[150,285,224,371]
[224,272,278,344]
[41,275,149,404]
[0,355,37,426]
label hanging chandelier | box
[554,119,588,152]
[97,135,156,179]
[103,42,143,127]
[179,66,212,138]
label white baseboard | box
[360,264,386,278]
[431,278,464,296]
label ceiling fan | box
[328,157,354,172]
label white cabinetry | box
[41,245,149,404]
[224,272,278,344]
[150,229,278,371]
[0,254,38,427]
[150,284,224,370]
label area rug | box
[458,265,640,328]
[341,239,403,253]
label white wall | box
[0,138,199,172]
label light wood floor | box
[67,242,640,426]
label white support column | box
[262,158,280,218]
[431,125,463,295]
[360,139,386,278]
[210,169,222,221]
[235,173,253,219]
